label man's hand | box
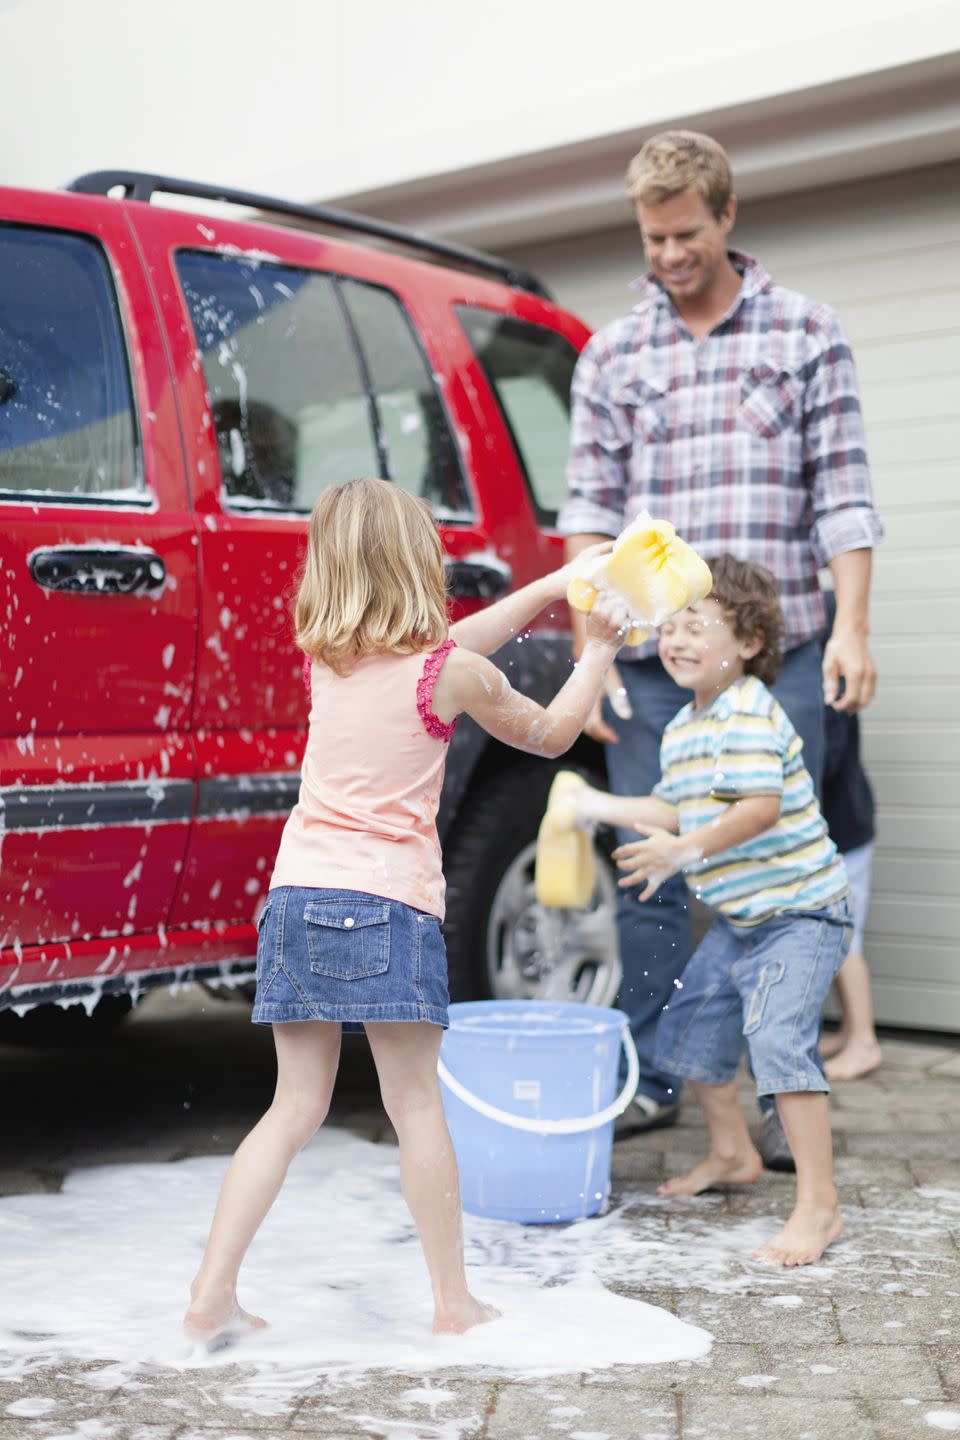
[584,662,631,744]
[822,625,876,713]
[612,825,694,900]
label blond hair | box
[294,478,448,674]
[626,130,732,217]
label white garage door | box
[504,161,960,1032]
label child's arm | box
[574,787,679,835]
[448,542,614,657]
[615,794,781,901]
[434,594,627,759]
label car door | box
[130,208,487,933]
[0,191,197,988]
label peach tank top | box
[268,641,456,919]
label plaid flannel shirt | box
[558,251,883,657]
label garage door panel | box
[863,725,956,764]
[867,417,959,465]
[869,683,960,723]
[869,974,960,1031]
[874,508,960,550]
[861,374,956,428]
[872,853,959,896]
[854,334,960,386]
[871,461,956,511]
[867,897,960,946]
[873,560,960,603]
[843,290,960,344]
[868,769,960,808]
[875,811,960,851]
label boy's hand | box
[613,826,695,900]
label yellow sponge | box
[534,771,596,910]
[568,513,712,636]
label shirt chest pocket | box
[304,900,391,980]
[612,374,668,444]
[739,363,803,440]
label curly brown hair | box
[703,554,786,685]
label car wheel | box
[442,760,620,1007]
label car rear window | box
[0,225,140,502]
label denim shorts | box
[252,886,450,1030]
[653,899,852,1096]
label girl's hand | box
[612,826,696,900]
[552,540,615,600]
[584,592,631,650]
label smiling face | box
[635,188,736,308]
[658,597,762,708]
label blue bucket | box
[438,1000,639,1224]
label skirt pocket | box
[304,898,390,980]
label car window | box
[340,280,472,518]
[456,306,578,525]
[176,252,380,510]
[0,225,140,501]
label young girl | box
[183,477,627,1345]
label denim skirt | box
[252,886,450,1030]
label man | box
[558,130,883,1154]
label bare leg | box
[754,1093,843,1266]
[184,1021,341,1339]
[657,1081,763,1196]
[365,1021,499,1334]
[824,952,882,1081]
[818,1024,847,1060]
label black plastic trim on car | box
[65,171,552,299]
[196,774,300,819]
[0,781,195,832]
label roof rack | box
[66,170,551,299]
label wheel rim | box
[485,838,621,1006]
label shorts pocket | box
[743,958,785,1035]
[738,363,801,439]
[304,899,390,980]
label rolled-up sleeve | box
[556,335,629,538]
[803,309,884,566]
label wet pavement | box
[0,988,958,1439]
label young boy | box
[553,554,851,1267]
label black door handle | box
[445,555,512,601]
[28,547,167,595]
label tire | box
[442,757,620,1008]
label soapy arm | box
[563,533,628,744]
[572,786,679,835]
[614,794,781,900]
[435,595,628,759]
[449,542,614,658]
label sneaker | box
[615,1092,680,1138]
[757,1107,795,1173]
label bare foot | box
[657,1148,763,1197]
[184,1283,268,1349]
[818,1030,846,1060]
[754,1202,843,1267]
[433,1293,502,1335]
[825,1038,882,1082]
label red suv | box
[0,171,620,1036]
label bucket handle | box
[436,1023,640,1136]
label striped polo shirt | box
[654,675,848,926]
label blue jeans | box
[605,641,825,1106]
[653,900,851,1095]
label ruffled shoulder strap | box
[416,639,457,743]
[302,655,312,701]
